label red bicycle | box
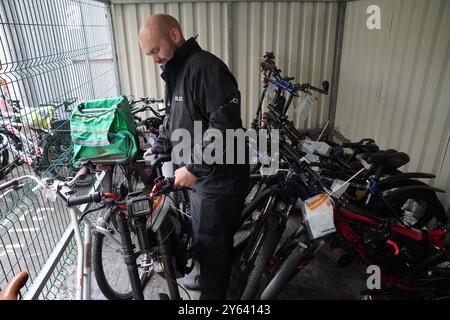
[255,164,450,300]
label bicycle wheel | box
[0,132,21,179]
[409,259,450,300]
[0,146,10,179]
[110,163,138,198]
[92,228,152,300]
[240,214,284,300]
[372,188,446,228]
[228,189,275,299]
[234,187,274,249]
[41,122,94,186]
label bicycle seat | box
[0,271,28,300]
[144,153,171,167]
[367,150,410,169]
[342,142,379,154]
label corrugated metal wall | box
[111,1,338,129]
[335,0,450,210]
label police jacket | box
[151,37,249,195]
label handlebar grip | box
[67,192,102,207]
[0,180,17,192]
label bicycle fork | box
[115,211,145,300]
[68,207,93,300]
[156,218,181,300]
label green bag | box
[70,96,137,165]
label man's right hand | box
[143,148,153,157]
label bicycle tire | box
[240,214,284,300]
[111,163,138,198]
[0,149,8,179]
[92,165,145,300]
[259,241,310,300]
[0,132,21,178]
[372,188,445,228]
[240,186,274,226]
[40,122,94,186]
[0,145,11,179]
[92,231,152,300]
[409,258,450,300]
[229,188,277,299]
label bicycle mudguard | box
[383,183,445,195]
[379,172,436,190]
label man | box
[138,14,249,300]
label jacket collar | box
[162,37,201,76]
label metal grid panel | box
[335,0,450,210]
[111,1,338,129]
[0,0,117,299]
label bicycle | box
[255,159,450,300]
[0,97,78,180]
[247,68,446,229]
[76,96,190,300]
[231,131,447,299]
[68,154,193,300]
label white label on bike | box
[302,194,335,239]
[43,187,57,202]
[300,140,332,157]
[263,83,277,106]
[296,94,317,120]
[331,179,349,198]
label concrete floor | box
[276,246,367,300]
[57,223,367,300]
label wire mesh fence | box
[0,0,117,299]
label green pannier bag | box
[70,96,137,166]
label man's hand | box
[143,148,153,157]
[174,167,197,189]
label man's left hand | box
[174,167,197,189]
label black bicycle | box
[71,154,193,300]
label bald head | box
[139,14,185,65]
[140,14,182,40]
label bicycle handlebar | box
[0,175,48,192]
[66,192,102,207]
[295,80,329,95]
[0,179,18,192]
[0,165,91,195]
[38,97,78,112]
[131,98,165,118]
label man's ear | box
[170,27,182,45]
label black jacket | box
[152,37,249,195]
